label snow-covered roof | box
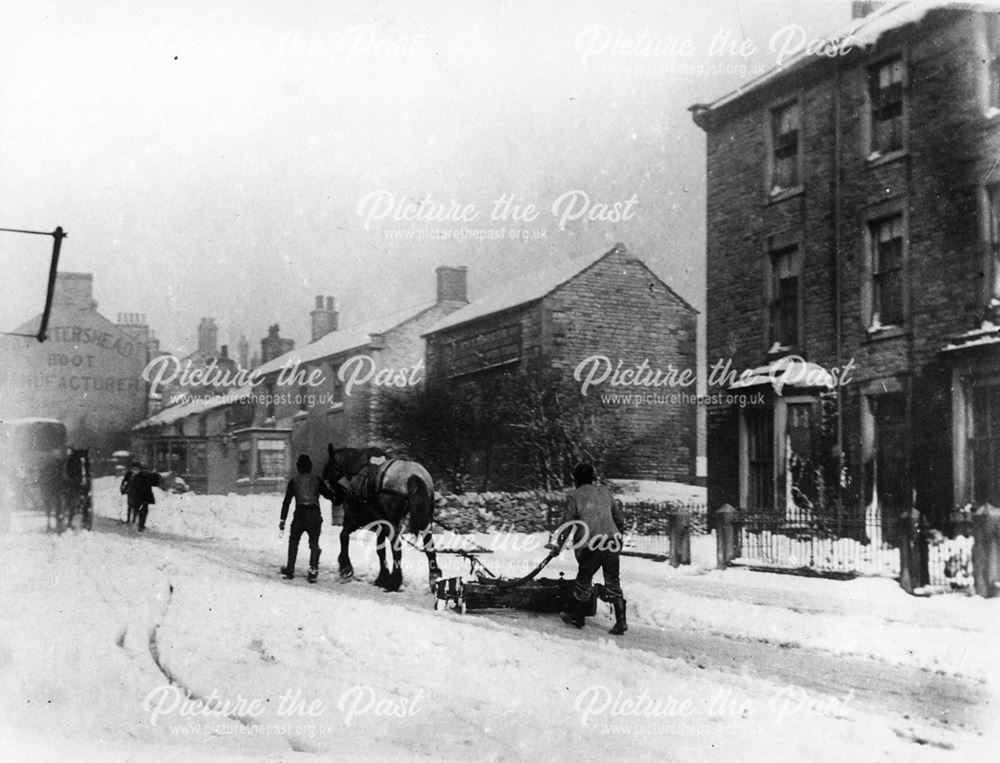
[253,301,436,377]
[132,386,256,430]
[729,358,836,392]
[942,321,1000,352]
[694,0,1000,120]
[0,417,64,426]
[425,245,622,335]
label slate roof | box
[425,244,691,335]
[133,386,256,429]
[253,300,437,377]
[692,0,998,120]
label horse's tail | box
[406,474,433,536]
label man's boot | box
[561,597,587,629]
[282,545,297,579]
[308,548,321,583]
[609,599,628,635]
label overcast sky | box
[0,0,849,355]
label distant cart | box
[0,418,92,532]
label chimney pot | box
[311,295,338,341]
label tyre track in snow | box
[86,517,308,753]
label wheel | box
[434,599,446,611]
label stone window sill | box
[865,149,908,169]
[864,325,908,342]
[766,186,804,205]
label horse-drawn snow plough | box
[431,533,607,615]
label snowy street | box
[1,479,996,761]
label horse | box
[35,448,92,532]
[323,444,441,592]
[38,454,69,532]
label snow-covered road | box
[1,479,996,761]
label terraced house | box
[691,1,1000,539]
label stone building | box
[0,272,151,466]
[248,266,468,488]
[132,266,468,493]
[690,2,1000,532]
[423,244,698,483]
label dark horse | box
[38,448,92,532]
[323,444,441,592]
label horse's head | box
[323,443,345,484]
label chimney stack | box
[261,324,294,364]
[310,294,339,342]
[53,272,96,312]
[436,266,468,305]
[116,311,150,345]
[238,335,249,368]
[197,318,218,355]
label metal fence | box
[617,501,708,561]
[733,507,901,578]
[925,533,975,591]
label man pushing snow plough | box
[432,462,628,636]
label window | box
[265,382,275,418]
[190,442,207,476]
[256,439,287,479]
[769,101,800,192]
[984,12,1000,113]
[158,441,187,473]
[768,242,801,349]
[332,370,344,405]
[869,215,905,327]
[298,386,308,412]
[985,185,1000,306]
[873,394,908,530]
[448,322,523,378]
[784,400,819,517]
[237,440,251,478]
[869,57,905,155]
[786,402,812,458]
[971,382,1000,505]
[746,408,774,511]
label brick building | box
[423,244,698,483]
[691,1,1000,532]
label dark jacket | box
[281,474,336,521]
[127,470,160,506]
